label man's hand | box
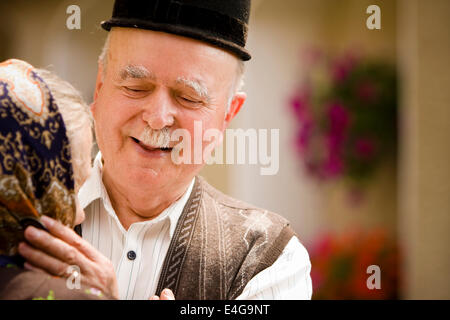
[18,215,119,299]
[149,289,175,300]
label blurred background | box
[1,0,448,299]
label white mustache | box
[139,127,171,148]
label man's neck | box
[101,169,191,231]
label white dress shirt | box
[79,152,312,300]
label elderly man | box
[19,0,312,300]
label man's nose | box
[142,90,175,129]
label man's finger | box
[39,216,101,262]
[161,289,175,300]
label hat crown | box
[102,0,252,61]
[170,0,250,22]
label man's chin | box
[127,165,161,181]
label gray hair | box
[98,33,245,114]
[36,69,93,189]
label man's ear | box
[224,92,246,127]
[92,63,105,115]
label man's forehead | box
[109,27,238,64]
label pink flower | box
[317,103,350,178]
[295,120,314,152]
[327,103,350,135]
[290,96,305,119]
[290,90,311,121]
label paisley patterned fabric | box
[0,59,76,256]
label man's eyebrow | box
[175,77,211,102]
[118,65,155,80]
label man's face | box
[92,28,244,192]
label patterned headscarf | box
[0,59,76,256]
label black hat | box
[101,0,251,61]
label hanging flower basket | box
[289,50,397,184]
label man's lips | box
[131,137,172,152]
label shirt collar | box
[78,151,195,238]
[78,151,105,209]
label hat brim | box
[101,19,251,61]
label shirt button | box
[127,250,136,261]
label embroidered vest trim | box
[156,177,203,294]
